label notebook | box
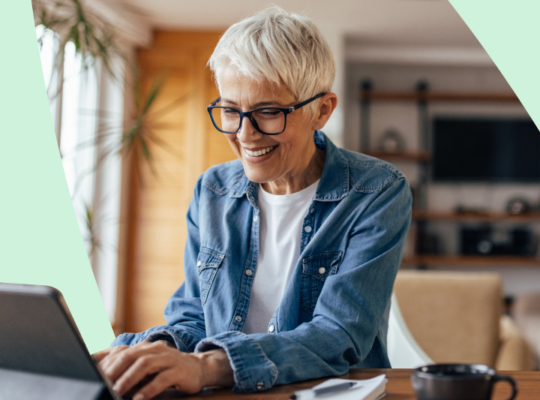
[309,374,387,400]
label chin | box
[242,165,275,184]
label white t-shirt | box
[243,179,320,334]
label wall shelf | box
[359,91,520,103]
[359,79,535,270]
[366,151,431,162]
[412,211,540,223]
[402,255,540,267]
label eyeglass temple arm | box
[290,92,326,112]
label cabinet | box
[358,79,540,268]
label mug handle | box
[493,374,518,400]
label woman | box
[94,7,412,400]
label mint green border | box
[450,1,540,128]
[0,1,114,354]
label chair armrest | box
[495,315,536,371]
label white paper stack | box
[307,374,387,400]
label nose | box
[236,114,262,142]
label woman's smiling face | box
[217,66,323,189]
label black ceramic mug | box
[411,364,518,400]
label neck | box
[262,145,326,195]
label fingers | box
[92,347,113,362]
[98,342,207,399]
[101,342,169,384]
[112,352,172,395]
[132,370,178,400]
[98,345,130,373]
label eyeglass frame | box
[206,92,326,135]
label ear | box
[311,93,338,131]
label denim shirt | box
[112,130,412,393]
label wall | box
[344,61,540,297]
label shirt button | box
[249,196,255,202]
[245,269,253,276]
[256,382,264,390]
[268,324,275,333]
[318,267,326,274]
[304,226,312,233]
[235,316,242,322]
[197,261,201,267]
[253,215,258,222]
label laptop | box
[0,282,122,400]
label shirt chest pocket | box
[300,251,342,314]
[197,247,226,306]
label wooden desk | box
[154,369,540,400]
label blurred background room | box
[33,0,540,371]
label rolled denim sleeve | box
[196,176,411,392]
[195,332,278,392]
[111,177,206,352]
[110,320,201,352]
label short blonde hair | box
[208,7,335,115]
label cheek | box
[226,136,241,156]
[275,132,304,155]
[281,119,312,150]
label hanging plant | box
[71,73,189,195]
[122,73,189,180]
[83,202,99,257]
[33,0,124,89]
[34,0,188,186]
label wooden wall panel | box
[122,31,237,333]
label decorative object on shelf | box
[377,128,406,152]
[507,197,531,215]
[460,225,533,256]
[461,225,492,255]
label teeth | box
[245,146,276,157]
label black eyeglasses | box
[206,92,326,135]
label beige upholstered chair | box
[512,292,540,369]
[388,293,434,368]
[393,270,535,370]
[496,315,536,370]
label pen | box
[290,382,356,400]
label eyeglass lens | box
[210,108,286,134]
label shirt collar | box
[229,130,349,202]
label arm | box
[96,342,233,400]
[96,178,237,399]
[110,176,206,352]
[196,177,412,392]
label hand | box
[93,341,234,400]
[92,344,130,364]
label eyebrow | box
[220,98,284,108]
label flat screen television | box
[432,117,540,182]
